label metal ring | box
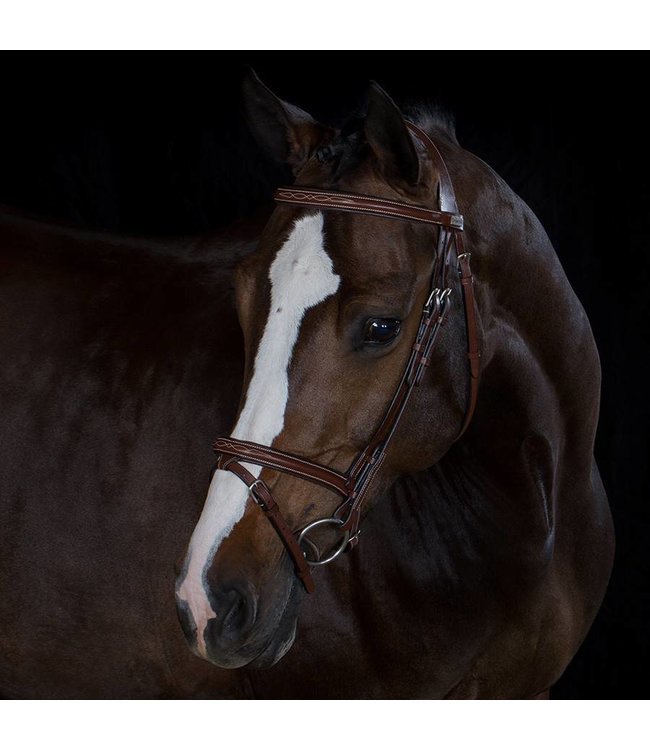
[298,517,350,567]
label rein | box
[212,122,480,594]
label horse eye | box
[363,318,402,346]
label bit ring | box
[298,517,350,566]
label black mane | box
[404,103,458,145]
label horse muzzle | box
[175,567,302,670]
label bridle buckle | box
[424,286,452,316]
[247,478,268,508]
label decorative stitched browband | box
[212,121,481,594]
[272,187,464,230]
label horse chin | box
[242,577,301,669]
[202,615,298,671]
[246,619,297,669]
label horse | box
[0,71,614,699]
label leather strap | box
[405,121,459,214]
[212,121,481,592]
[406,120,481,436]
[219,458,316,594]
[274,187,463,229]
[214,438,351,498]
[456,235,481,438]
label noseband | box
[212,122,480,594]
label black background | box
[2,54,647,698]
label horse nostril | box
[213,583,257,641]
[222,590,246,635]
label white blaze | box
[177,212,339,656]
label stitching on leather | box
[277,189,423,211]
[275,191,461,227]
[275,188,462,223]
[349,455,386,517]
[277,188,434,213]
[276,199,454,227]
[215,439,348,487]
[238,456,345,495]
[260,461,346,495]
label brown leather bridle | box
[212,122,480,594]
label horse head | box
[175,71,474,668]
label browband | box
[274,187,464,230]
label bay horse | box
[0,72,614,698]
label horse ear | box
[365,81,420,186]
[242,68,333,172]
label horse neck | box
[456,145,601,453]
[383,142,605,582]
